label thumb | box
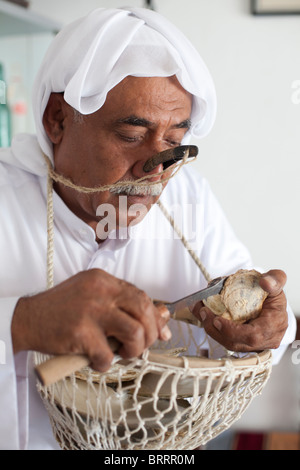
[260,269,287,298]
[155,303,172,341]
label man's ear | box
[43,93,67,145]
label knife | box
[156,276,226,317]
[35,277,226,387]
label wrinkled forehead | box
[83,76,193,137]
[103,75,193,111]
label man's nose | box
[131,145,199,180]
[143,145,199,173]
[131,158,163,181]
[131,140,166,180]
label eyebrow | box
[116,115,192,130]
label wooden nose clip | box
[143,145,198,173]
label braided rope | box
[43,149,211,287]
[157,199,212,283]
[46,172,55,289]
[42,151,195,194]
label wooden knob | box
[143,145,198,172]
[35,338,120,387]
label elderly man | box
[0,7,296,450]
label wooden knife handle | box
[35,338,120,387]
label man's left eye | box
[122,136,139,142]
[117,132,143,143]
[166,140,181,147]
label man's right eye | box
[117,132,144,143]
[120,135,139,142]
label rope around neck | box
[45,153,212,288]
[42,151,194,194]
[156,199,212,282]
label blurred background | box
[0,0,299,449]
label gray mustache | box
[110,182,163,197]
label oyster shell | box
[204,269,268,323]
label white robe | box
[0,136,296,450]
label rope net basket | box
[34,331,272,451]
[35,156,273,450]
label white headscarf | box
[33,7,217,161]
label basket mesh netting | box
[35,171,273,450]
[34,321,272,451]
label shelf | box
[0,0,62,36]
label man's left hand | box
[193,270,289,352]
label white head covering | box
[33,7,217,161]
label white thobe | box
[0,136,296,450]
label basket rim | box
[146,349,272,370]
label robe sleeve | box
[0,297,29,450]
[271,304,296,364]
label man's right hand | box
[11,269,171,372]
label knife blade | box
[155,276,227,318]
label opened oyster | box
[204,269,268,323]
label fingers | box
[84,272,171,354]
[155,303,172,341]
[87,279,172,365]
[87,330,116,372]
[113,290,172,352]
[197,307,272,352]
[106,304,171,359]
[193,269,289,353]
[260,269,287,297]
[197,307,254,352]
[35,269,173,372]
[75,302,171,372]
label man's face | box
[46,76,192,237]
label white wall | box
[3,0,300,314]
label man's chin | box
[125,193,160,206]
[95,192,162,241]
[117,195,158,227]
